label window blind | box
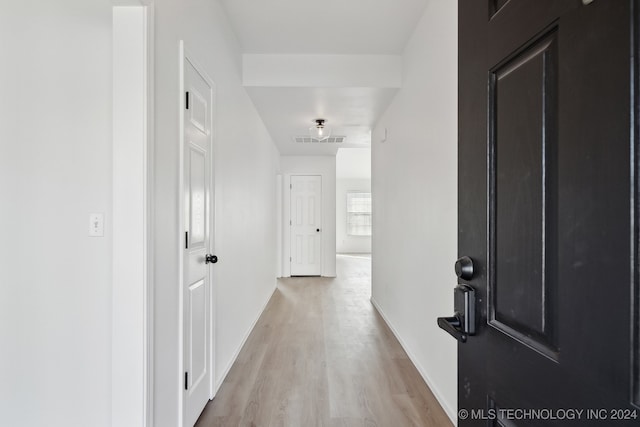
[346,192,372,236]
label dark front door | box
[452,0,640,425]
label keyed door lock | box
[437,256,477,343]
[437,284,476,343]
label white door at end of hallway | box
[183,55,214,427]
[290,175,322,276]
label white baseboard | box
[214,283,277,394]
[370,297,458,426]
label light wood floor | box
[195,255,453,427]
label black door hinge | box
[185,231,189,249]
[185,92,190,110]
[185,372,189,390]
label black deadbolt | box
[455,256,474,280]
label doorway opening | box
[336,147,372,294]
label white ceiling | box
[221,0,429,54]
[220,0,428,156]
[246,87,398,155]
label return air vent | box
[294,136,346,144]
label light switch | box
[89,213,104,237]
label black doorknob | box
[316,229,320,232]
[205,254,218,264]
[455,256,474,280]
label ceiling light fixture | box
[310,119,331,141]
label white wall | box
[336,147,371,180]
[281,156,337,277]
[336,179,372,253]
[370,0,458,423]
[1,1,281,426]
[336,148,371,253]
[0,1,113,426]
[152,1,280,426]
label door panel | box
[290,175,322,276]
[490,29,559,359]
[188,279,207,389]
[183,57,213,427]
[487,0,574,67]
[189,90,208,134]
[456,0,639,425]
[189,147,206,247]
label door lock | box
[437,284,476,343]
[455,256,474,280]
[205,254,218,264]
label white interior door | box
[290,175,322,276]
[183,56,213,427]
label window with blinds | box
[346,192,372,236]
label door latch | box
[437,284,476,343]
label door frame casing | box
[178,41,218,426]
[276,174,283,277]
[631,0,640,407]
[111,1,155,426]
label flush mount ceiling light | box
[310,118,331,141]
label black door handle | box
[437,315,467,343]
[437,284,476,343]
[205,254,218,264]
[316,229,320,232]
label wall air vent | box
[294,136,346,144]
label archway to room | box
[335,147,372,295]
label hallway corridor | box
[195,255,452,426]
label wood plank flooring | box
[195,254,453,427]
